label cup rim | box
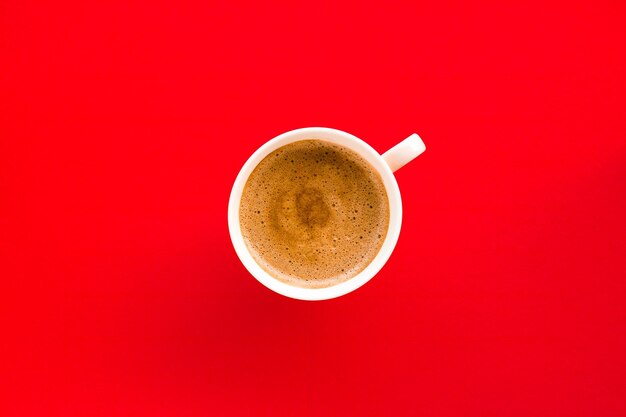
[227,127,402,300]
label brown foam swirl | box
[239,140,389,289]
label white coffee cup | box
[228,127,425,300]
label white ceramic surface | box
[228,127,425,300]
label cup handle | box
[382,133,426,173]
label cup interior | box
[228,127,402,300]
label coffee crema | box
[239,140,389,289]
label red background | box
[1,1,625,416]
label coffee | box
[239,140,389,289]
